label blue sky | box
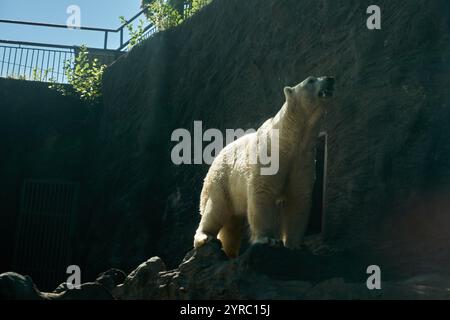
[0,0,143,49]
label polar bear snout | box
[318,76,335,98]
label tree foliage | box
[49,45,106,104]
[119,16,146,49]
[140,0,212,30]
[147,0,183,31]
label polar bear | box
[193,76,335,258]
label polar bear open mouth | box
[317,77,335,98]
[318,89,334,98]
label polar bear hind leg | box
[217,215,244,258]
[194,195,228,248]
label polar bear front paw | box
[253,237,284,248]
[193,231,215,248]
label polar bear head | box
[283,76,335,116]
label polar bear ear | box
[284,86,294,101]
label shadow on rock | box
[2,241,450,299]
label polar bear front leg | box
[282,199,312,249]
[247,191,282,246]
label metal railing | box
[0,7,154,51]
[0,8,157,83]
[0,41,75,83]
[116,8,157,51]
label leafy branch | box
[49,45,106,104]
[119,16,147,49]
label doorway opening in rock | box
[306,132,327,236]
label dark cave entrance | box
[306,132,327,236]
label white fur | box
[194,76,333,257]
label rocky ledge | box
[1,240,450,300]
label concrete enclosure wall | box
[2,0,449,280]
[89,0,450,274]
[0,78,96,288]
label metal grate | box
[13,179,79,291]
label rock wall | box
[3,242,450,300]
[0,79,97,288]
[91,0,450,277]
